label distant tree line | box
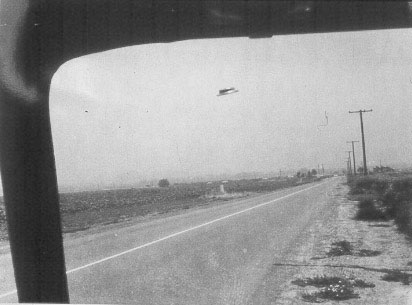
[296,169,317,178]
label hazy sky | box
[15,28,411,189]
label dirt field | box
[0,177,309,241]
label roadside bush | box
[382,189,397,218]
[350,175,412,238]
[349,177,376,195]
[349,176,390,196]
[371,179,391,195]
[382,178,412,236]
[393,200,412,235]
[392,179,412,203]
[355,198,388,221]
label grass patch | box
[293,275,374,303]
[381,270,412,285]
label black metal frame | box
[0,1,410,302]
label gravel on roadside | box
[260,181,412,304]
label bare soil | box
[0,177,308,241]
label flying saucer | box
[217,87,239,96]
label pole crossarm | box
[349,109,373,114]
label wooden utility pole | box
[346,151,352,175]
[346,160,350,176]
[347,141,359,176]
[349,110,372,175]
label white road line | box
[0,180,330,299]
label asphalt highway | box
[0,177,339,304]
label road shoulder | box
[250,180,412,304]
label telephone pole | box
[346,151,352,175]
[347,141,359,176]
[349,109,372,175]
[345,160,350,176]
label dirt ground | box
[0,177,306,241]
[258,180,412,304]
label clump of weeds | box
[381,270,412,285]
[327,240,353,256]
[302,286,359,303]
[323,240,382,258]
[293,276,346,287]
[293,275,374,303]
[357,249,382,257]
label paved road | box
[0,177,339,304]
